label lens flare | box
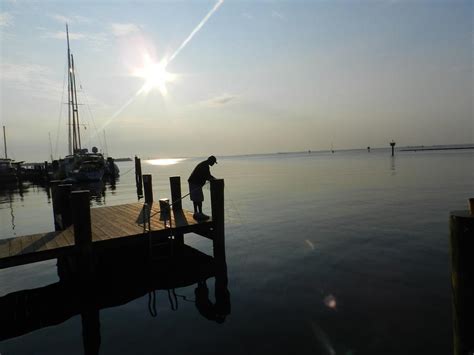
[132,56,176,96]
[102,0,224,131]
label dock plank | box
[56,230,74,247]
[45,233,62,251]
[19,234,35,254]
[36,232,61,252]
[9,238,23,257]
[0,239,11,259]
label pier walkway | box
[0,177,225,271]
[0,203,213,270]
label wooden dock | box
[0,175,229,353]
[0,203,212,269]
[0,177,226,271]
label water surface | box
[1,149,472,354]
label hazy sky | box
[0,0,472,160]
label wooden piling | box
[52,184,72,230]
[72,191,92,247]
[135,156,143,199]
[449,209,474,355]
[71,190,94,276]
[170,176,182,211]
[169,176,184,245]
[210,179,225,263]
[143,174,153,205]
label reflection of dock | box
[0,245,229,340]
[0,243,230,350]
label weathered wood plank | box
[9,237,23,257]
[55,230,74,247]
[0,239,11,258]
[19,234,35,254]
[90,224,109,242]
[36,232,60,252]
[45,233,62,251]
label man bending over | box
[188,155,217,221]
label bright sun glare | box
[133,55,176,96]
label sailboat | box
[59,24,105,182]
[0,126,18,185]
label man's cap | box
[208,155,217,164]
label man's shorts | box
[189,182,204,202]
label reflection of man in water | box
[188,156,217,221]
[195,280,230,324]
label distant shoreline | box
[400,146,474,152]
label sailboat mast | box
[48,132,54,161]
[103,130,109,157]
[70,54,81,151]
[66,24,72,155]
[2,126,7,159]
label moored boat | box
[58,25,106,183]
[0,158,18,184]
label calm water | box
[0,149,473,355]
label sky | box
[0,0,472,161]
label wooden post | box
[169,176,184,245]
[143,174,153,205]
[210,179,229,321]
[71,190,94,276]
[449,209,474,355]
[52,183,72,230]
[170,176,182,211]
[135,156,143,199]
[210,179,225,263]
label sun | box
[132,55,176,96]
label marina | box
[1,0,472,353]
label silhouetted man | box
[188,156,217,220]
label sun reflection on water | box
[146,158,186,166]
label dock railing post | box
[210,179,225,263]
[135,156,143,199]
[170,176,183,245]
[143,174,153,205]
[170,176,182,211]
[71,190,94,276]
[449,207,474,355]
[52,183,72,230]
